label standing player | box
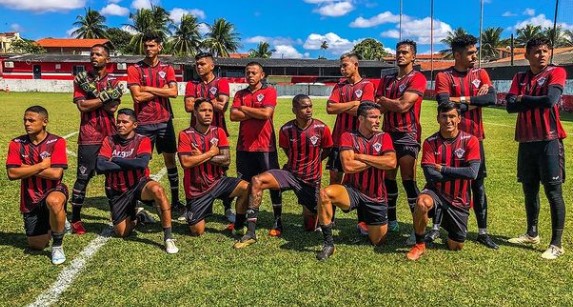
[96,108,178,254]
[326,52,375,235]
[127,32,182,213]
[506,37,566,259]
[6,106,69,264]
[433,34,498,249]
[316,102,396,261]
[233,94,333,248]
[184,52,235,223]
[376,40,427,241]
[230,62,283,236]
[69,44,122,234]
[178,99,249,236]
[407,103,481,261]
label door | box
[33,65,41,79]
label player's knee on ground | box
[447,238,464,251]
[27,235,50,250]
[189,221,205,236]
[368,224,387,246]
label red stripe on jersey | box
[232,85,277,152]
[186,78,230,136]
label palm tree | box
[543,26,571,47]
[202,18,240,57]
[72,8,108,39]
[320,40,329,58]
[480,27,506,61]
[440,27,468,59]
[169,14,202,56]
[515,24,542,47]
[248,41,275,58]
[563,29,573,47]
[125,5,173,54]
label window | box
[73,65,85,75]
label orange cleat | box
[406,243,426,261]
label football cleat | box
[388,220,400,233]
[476,234,499,249]
[405,231,417,246]
[424,229,440,243]
[268,218,283,237]
[136,208,156,225]
[225,208,236,224]
[51,246,66,265]
[406,243,426,261]
[508,234,540,245]
[356,222,369,236]
[233,234,257,249]
[316,245,335,261]
[71,220,86,235]
[165,238,179,254]
[541,245,565,260]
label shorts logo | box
[537,77,546,86]
[372,142,382,152]
[399,84,406,93]
[210,87,217,96]
[158,71,166,79]
[40,151,51,159]
[79,165,87,175]
[309,135,319,146]
[355,89,363,98]
[257,94,265,102]
[552,176,560,180]
[472,79,481,88]
[454,148,465,159]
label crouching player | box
[96,108,178,254]
[178,99,249,236]
[6,106,69,265]
[316,102,396,260]
[233,94,333,248]
[407,103,480,260]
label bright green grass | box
[1,92,573,306]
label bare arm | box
[230,108,251,122]
[141,83,178,99]
[340,149,369,174]
[128,85,156,103]
[208,148,230,167]
[326,100,360,115]
[377,91,419,113]
[7,158,51,180]
[75,98,104,112]
[179,143,219,168]
[213,95,230,112]
[320,147,332,161]
[240,106,274,120]
[184,96,196,113]
[355,151,397,170]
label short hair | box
[451,34,478,54]
[396,39,417,55]
[437,102,460,115]
[526,37,552,54]
[142,32,163,44]
[117,108,137,121]
[194,98,213,110]
[91,44,110,57]
[357,102,381,117]
[292,94,311,107]
[25,105,48,119]
[195,52,214,61]
[245,61,264,72]
[340,52,359,62]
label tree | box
[515,24,542,47]
[202,18,240,57]
[169,14,202,56]
[248,41,275,58]
[125,5,173,54]
[439,27,468,59]
[11,39,45,54]
[563,29,573,47]
[543,26,572,47]
[72,8,108,39]
[352,38,389,61]
[106,28,133,54]
[320,40,328,58]
[480,27,506,61]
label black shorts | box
[236,151,280,182]
[325,147,343,172]
[108,178,152,225]
[422,188,469,243]
[136,119,177,154]
[476,141,487,179]
[22,184,69,237]
[267,169,319,212]
[185,177,242,225]
[76,144,101,180]
[390,132,420,159]
[518,139,565,185]
[344,185,388,225]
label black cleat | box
[424,229,440,243]
[316,245,335,261]
[477,234,499,249]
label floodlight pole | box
[551,0,559,63]
[430,0,434,83]
[478,0,484,67]
[399,0,403,41]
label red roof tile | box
[36,38,110,48]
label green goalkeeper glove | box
[75,71,98,97]
[98,83,123,104]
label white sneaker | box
[541,245,564,260]
[165,238,179,254]
[405,231,416,246]
[177,207,187,222]
[225,208,236,223]
[508,233,540,245]
[51,246,66,265]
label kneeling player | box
[6,106,69,265]
[178,99,249,236]
[316,102,396,260]
[233,94,333,248]
[407,103,480,260]
[96,108,178,254]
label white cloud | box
[303,32,358,55]
[131,0,158,10]
[380,29,400,39]
[170,8,206,22]
[0,0,85,12]
[66,27,78,38]
[101,4,129,16]
[384,47,395,55]
[303,0,336,3]
[380,17,453,45]
[502,11,517,17]
[121,25,138,35]
[514,14,573,31]
[271,45,304,59]
[198,23,210,35]
[523,8,535,16]
[245,36,301,46]
[10,23,23,32]
[350,11,406,28]
[314,1,354,17]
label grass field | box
[1,92,573,306]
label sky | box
[0,0,571,58]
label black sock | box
[71,178,89,222]
[222,198,233,211]
[320,223,334,246]
[544,183,565,247]
[163,227,172,240]
[523,182,541,237]
[272,204,282,221]
[385,179,398,221]
[52,232,64,247]
[402,180,419,214]
[234,213,247,229]
[415,233,425,244]
[167,168,179,204]
[71,205,82,223]
[471,178,488,229]
[246,208,259,237]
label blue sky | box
[0,0,570,58]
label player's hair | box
[117,108,137,122]
[195,52,214,61]
[396,39,417,55]
[437,102,461,115]
[292,94,311,107]
[340,52,359,62]
[142,32,163,44]
[526,37,552,54]
[25,105,49,119]
[451,34,478,55]
[194,98,213,110]
[357,102,381,117]
[91,44,110,57]
[245,61,264,72]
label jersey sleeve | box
[98,137,113,159]
[231,91,242,109]
[51,138,68,169]
[381,132,395,153]
[6,140,22,168]
[361,82,375,102]
[166,66,177,84]
[327,84,341,103]
[479,69,493,86]
[465,136,481,162]
[508,74,521,96]
[339,132,353,151]
[375,78,386,98]
[137,137,153,157]
[177,131,193,155]
[407,73,428,96]
[321,125,334,149]
[262,88,277,108]
[217,128,229,148]
[73,82,86,102]
[549,67,567,88]
[218,78,230,96]
[126,66,141,88]
[434,72,451,95]
[184,82,196,98]
[420,139,436,166]
[279,126,289,149]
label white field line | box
[62,132,78,140]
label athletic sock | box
[167,167,179,204]
[71,178,88,222]
[523,182,540,237]
[545,183,565,247]
[321,223,334,246]
[246,208,259,237]
[163,227,172,240]
[272,203,282,221]
[234,213,247,229]
[402,180,419,214]
[52,232,64,247]
[478,228,487,235]
[71,205,82,223]
[385,179,398,222]
[415,233,425,244]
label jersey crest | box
[257,93,264,102]
[537,77,547,86]
[454,148,465,159]
[373,142,382,152]
[158,71,166,79]
[472,79,481,88]
[355,89,363,98]
[309,135,319,146]
[210,86,218,95]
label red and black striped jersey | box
[232,85,277,152]
[508,65,567,142]
[435,67,492,140]
[328,79,375,146]
[279,119,333,184]
[421,131,481,208]
[178,126,229,198]
[340,131,394,203]
[185,77,230,136]
[127,61,176,125]
[98,134,151,195]
[73,72,118,145]
[377,70,427,136]
[6,133,68,213]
